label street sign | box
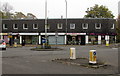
[42,39,46,43]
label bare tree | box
[2,2,13,19]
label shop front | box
[41,33,65,45]
[48,36,65,45]
[88,36,98,45]
[67,33,86,45]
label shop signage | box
[89,33,117,35]
[66,33,86,35]
[0,33,8,35]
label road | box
[1,45,119,75]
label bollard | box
[70,48,76,59]
[106,40,109,46]
[89,50,97,64]
[14,37,17,48]
[14,42,17,48]
[43,43,45,48]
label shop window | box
[95,23,101,29]
[70,23,75,29]
[57,23,63,29]
[33,24,38,29]
[3,24,8,29]
[111,24,114,29]
[13,24,18,29]
[23,24,28,29]
[82,23,88,29]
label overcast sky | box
[1,0,120,19]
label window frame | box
[111,24,114,29]
[57,23,63,29]
[3,24,8,29]
[95,23,101,29]
[33,24,38,29]
[82,23,88,29]
[13,24,18,29]
[45,24,50,29]
[23,24,28,29]
[70,23,75,29]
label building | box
[1,18,116,45]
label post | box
[20,36,22,44]
[65,0,67,45]
[55,32,58,48]
[14,37,17,48]
[85,35,88,44]
[39,35,41,44]
[105,35,109,46]
[98,35,101,44]
[65,35,67,44]
[45,0,48,46]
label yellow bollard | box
[14,42,17,48]
[89,50,97,64]
[106,40,109,46]
[70,48,76,59]
[14,37,17,48]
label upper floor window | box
[3,24,8,29]
[33,24,38,29]
[111,24,114,29]
[95,23,101,29]
[13,24,18,29]
[70,23,75,29]
[82,23,88,29]
[23,24,28,29]
[57,23,63,29]
[45,24,50,29]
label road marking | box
[112,48,118,50]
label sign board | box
[42,39,46,43]
[67,33,86,35]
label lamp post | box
[65,0,67,45]
[45,0,47,45]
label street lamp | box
[45,0,47,44]
[65,0,67,45]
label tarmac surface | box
[0,45,119,75]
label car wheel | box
[2,48,6,50]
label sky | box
[0,0,120,19]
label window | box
[13,24,18,29]
[82,23,88,29]
[57,23,63,29]
[70,23,75,29]
[111,24,114,29]
[3,24,8,29]
[23,24,28,29]
[95,23,101,29]
[45,24,50,29]
[33,24,38,29]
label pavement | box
[1,45,119,75]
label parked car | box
[0,39,6,50]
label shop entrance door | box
[32,36,38,44]
[81,35,85,45]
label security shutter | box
[48,36,65,45]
